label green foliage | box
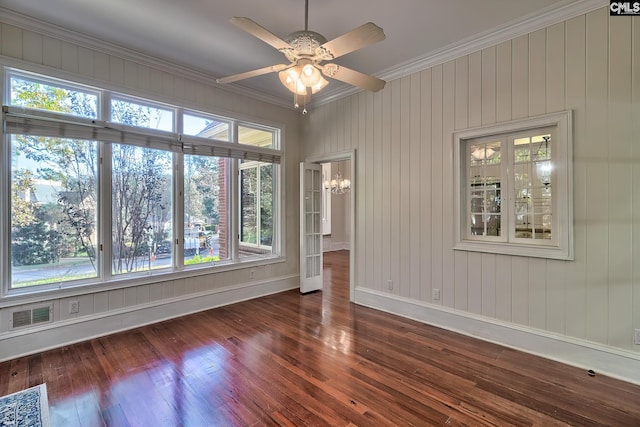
[185,254,220,265]
[11,79,99,270]
[11,169,37,227]
[185,155,221,227]
[12,206,63,266]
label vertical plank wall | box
[302,7,640,354]
[0,19,301,351]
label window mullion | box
[230,160,239,261]
[506,135,515,244]
[100,142,113,282]
[174,152,185,270]
[256,165,262,249]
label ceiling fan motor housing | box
[282,30,333,62]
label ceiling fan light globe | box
[311,76,329,93]
[300,64,322,87]
[279,67,307,95]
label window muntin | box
[9,73,98,119]
[10,135,99,289]
[110,97,175,132]
[183,112,230,141]
[454,111,572,260]
[3,67,283,296]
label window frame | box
[453,111,573,260]
[1,66,285,300]
[238,161,276,253]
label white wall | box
[323,160,351,251]
[0,16,301,360]
[302,7,640,382]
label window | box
[111,144,173,275]
[239,161,274,258]
[453,111,573,260]
[110,96,175,131]
[184,155,229,265]
[10,135,99,287]
[2,67,283,296]
[183,112,230,141]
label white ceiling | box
[2,0,587,107]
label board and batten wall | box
[303,7,640,383]
[0,16,301,361]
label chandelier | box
[325,171,350,194]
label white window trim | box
[453,110,573,260]
[1,66,285,301]
[238,161,275,252]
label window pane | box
[470,213,501,236]
[183,113,230,141]
[513,134,553,241]
[184,155,229,265]
[260,164,274,246]
[238,125,275,149]
[468,141,501,237]
[10,75,98,119]
[239,162,274,258]
[240,167,257,245]
[112,145,172,275]
[111,98,174,131]
[10,135,98,288]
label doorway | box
[303,150,356,301]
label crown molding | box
[0,7,294,110]
[1,1,606,111]
[312,0,606,108]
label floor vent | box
[11,305,52,330]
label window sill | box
[453,240,573,261]
[0,255,288,309]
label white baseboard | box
[0,275,299,362]
[355,287,640,386]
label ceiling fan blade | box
[231,17,291,51]
[320,22,385,59]
[216,64,289,85]
[321,64,385,92]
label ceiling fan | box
[216,0,386,112]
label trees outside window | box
[111,144,172,274]
[239,162,274,258]
[4,68,282,293]
[9,77,99,287]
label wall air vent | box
[10,305,53,330]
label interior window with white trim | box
[454,112,573,260]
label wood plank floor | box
[2,250,640,426]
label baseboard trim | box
[0,275,299,362]
[355,287,640,385]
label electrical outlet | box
[432,289,441,301]
[634,329,640,345]
[387,279,393,290]
[249,269,255,279]
[69,300,79,314]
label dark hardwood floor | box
[2,250,640,426]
